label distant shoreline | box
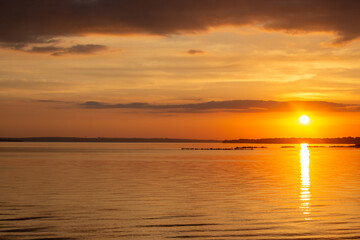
[223,137,360,144]
[0,137,221,143]
[0,137,360,144]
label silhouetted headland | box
[223,137,360,144]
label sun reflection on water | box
[300,143,311,219]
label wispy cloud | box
[76,100,360,113]
[29,44,107,56]
[1,42,108,56]
[186,49,204,55]
[0,79,64,90]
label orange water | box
[1,142,360,239]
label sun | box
[299,115,310,125]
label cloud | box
[30,45,64,53]
[0,79,64,90]
[54,44,107,56]
[37,99,66,103]
[77,100,360,113]
[29,44,107,56]
[187,49,204,55]
[0,0,360,48]
[0,42,28,50]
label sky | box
[1,0,360,139]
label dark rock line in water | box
[181,146,267,150]
[182,145,360,150]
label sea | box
[1,142,360,240]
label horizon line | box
[1,136,360,144]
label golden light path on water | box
[300,143,311,220]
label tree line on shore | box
[223,137,360,144]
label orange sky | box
[1,1,360,139]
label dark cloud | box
[30,45,64,53]
[37,99,65,103]
[78,100,360,113]
[55,44,107,56]
[187,49,204,55]
[0,43,28,50]
[0,0,360,47]
[29,44,107,56]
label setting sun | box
[299,115,310,125]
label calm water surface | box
[1,142,360,240]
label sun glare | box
[300,143,311,218]
[299,115,310,125]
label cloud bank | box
[1,0,360,48]
[78,100,360,113]
[29,44,107,56]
